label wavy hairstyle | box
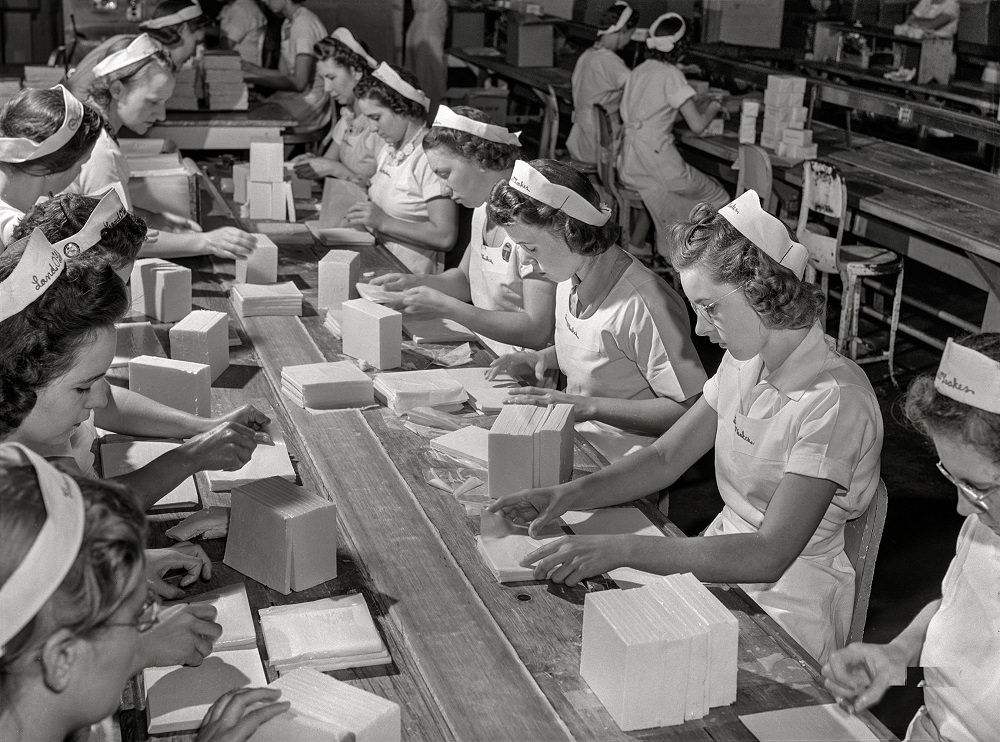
[487,158,617,256]
[424,106,519,171]
[0,465,146,712]
[905,333,1000,459]
[0,248,128,438]
[314,34,375,75]
[0,88,104,177]
[669,202,825,329]
[646,14,688,64]
[12,194,147,274]
[86,36,174,114]
[354,65,427,119]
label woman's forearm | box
[96,387,212,439]
[578,395,694,435]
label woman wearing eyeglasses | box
[0,445,288,742]
[489,189,884,663]
[824,333,999,741]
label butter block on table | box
[235,234,278,284]
[232,162,250,203]
[248,181,286,221]
[281,361,373,409]
[249,140,284,182]
[224,476,337,594]
[445,367,519,413]
[130,258,192,322]
[372,369,467,412]
[252,668,400,742]
[180,582,257,650]
[205,422,296,491]
[533,403,575,488]
[231,281,302,317]
[129,355,211,417]
[317,250,359,310]
[342,299,402,370]
[169,309,229,381]
[488,405,540,497]
[100,438,199,511]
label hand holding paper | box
[821,643,908,713]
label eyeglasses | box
[105,589,160,633]
[936,461,998,512]
[691,282,747,326]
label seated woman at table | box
[0,445,289,742]
[241,0,330,132]
[0,85,103,251]
[618,12,728,259]
[489,189,884,663]
[566,1,637,166]
[370,106,555,355]
[0,194,268,514]
[68,34,258,261]
[346,63,458,274]
[487,159,706,462]
[289,28,383,186]
[824,333,999,741]
[219,0,268,66]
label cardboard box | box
[702,0,784,49]
[505,14,554,67]
[958,0,1000,46]
[464,88,509,126]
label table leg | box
[970,254,1000,331]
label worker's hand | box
[166,507,231,542]
[197,688,291,742]
[197,227,258,259]
[487,484,575,538]
[135,602,222,670]
[292,156,337,180]
[179,422,259,473]
[145,543,213,598]
[345,201,386,232]
[370,272,424,292]
[240,60,264,75]
[488,350,548,386]
[521,535,628,585]
[821,642,908,713]
[400,286,460,316]
[212,404,272,442]
[502,386,589,418]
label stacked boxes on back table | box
[203,50,248,110]
[761,75,815,160]
[224,476,338,594]
[169,309,229,381]
[739,99,760,144]
[168,64,201,111]
[579,573,737,731]
[318,250,360,309]
[248,140,291,220]
[235,234,278,284]
[341,299,402,370]
[231,281,302,317]
[281,361,374,409]
[488,403,574,496]
[130,258,192,322]
[232,162,250,203]
[129,355,212,417]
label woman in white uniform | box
[346,63,457,274]
[824,333,1000,741]
[486,159,706,460]
[618,12,729,257]
[490,190,884,663]
[566,1,637,166]
[290,28,383,186]
[0,85,103,251]
[220,0,268,65]
[71,35,257,260]
[242,0,329,131]
[370,105,555,355]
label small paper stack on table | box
[21,65,63,90]
[488,403,575,496]
[259,594,391,674]
[430,425,490,468]
[231,281,302,317]
[373,369,468,413]
[168,65,201,110]
[476,510,565,582]
[445,367,519,413]
[402,316,477,344]
[203,50,248,110]
[281,361,374,409]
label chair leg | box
[887,264,904,387]
[850,273,863,359]
[838,272,856,356]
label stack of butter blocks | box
[130,258,192,322]
[248,141,293,221]
[232,162,250,204]
[761,75,813,160]
[281,361,374,409]
[341,299,402,370]
[129,355,212,417]
[372,369,468,413]
[580,573,738,731]
[231,281,302,317]
[223,476,338,595]
[488,403,574,497]
[235,234,279,284]
[169,309,229,381]
[203,50,248,110]
[168,65,201,111]
[739,99,760,144]
[318,250,360,310]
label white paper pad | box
[402,317,477,344]
[430,426,490,468]
[739,703,882,742]
[181,582,256,651]
[445,367,519,413]
[355,282,401,304]
[205,423,295,491]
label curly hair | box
[424,105,519,171]
[0,247,128,438]
[646,14,688,64]
[86,36,174,114]
[354,65,427,119]
[12,194,147,274]
[0,463,146,712]
[669,202,825,329]
[143,0,209,47]
[487,158,618,256]
[0,88,104,177]
[597,2,640,33]
[314,34,375,75]
[905,333,1000,460]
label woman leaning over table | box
[824,334,1000,742]
[489,189,884,663]
[346,63,458,274]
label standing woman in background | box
[405,0,448,114]
[347,63,457,274]
[220,0,269,66]
[241,0,330,131]
[0,85,103,250]
[618,12,728,258]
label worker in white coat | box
[405,0,448,113]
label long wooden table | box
[119,180,895,740]
[146,102,300,151]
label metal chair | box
[797,160,905,384]
[844,478,889,646]
[595,105,649,262]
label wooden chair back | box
[736,144,775,211]
[797,160,848,276]
[844,478,889,646]
[534,85,560,159]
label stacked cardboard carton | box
[761,75,815,161]
[488,403,574,496]
[168,65,201,111]
[739,99,760,145]
[248,141,293,220]
[203,50,248,110]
